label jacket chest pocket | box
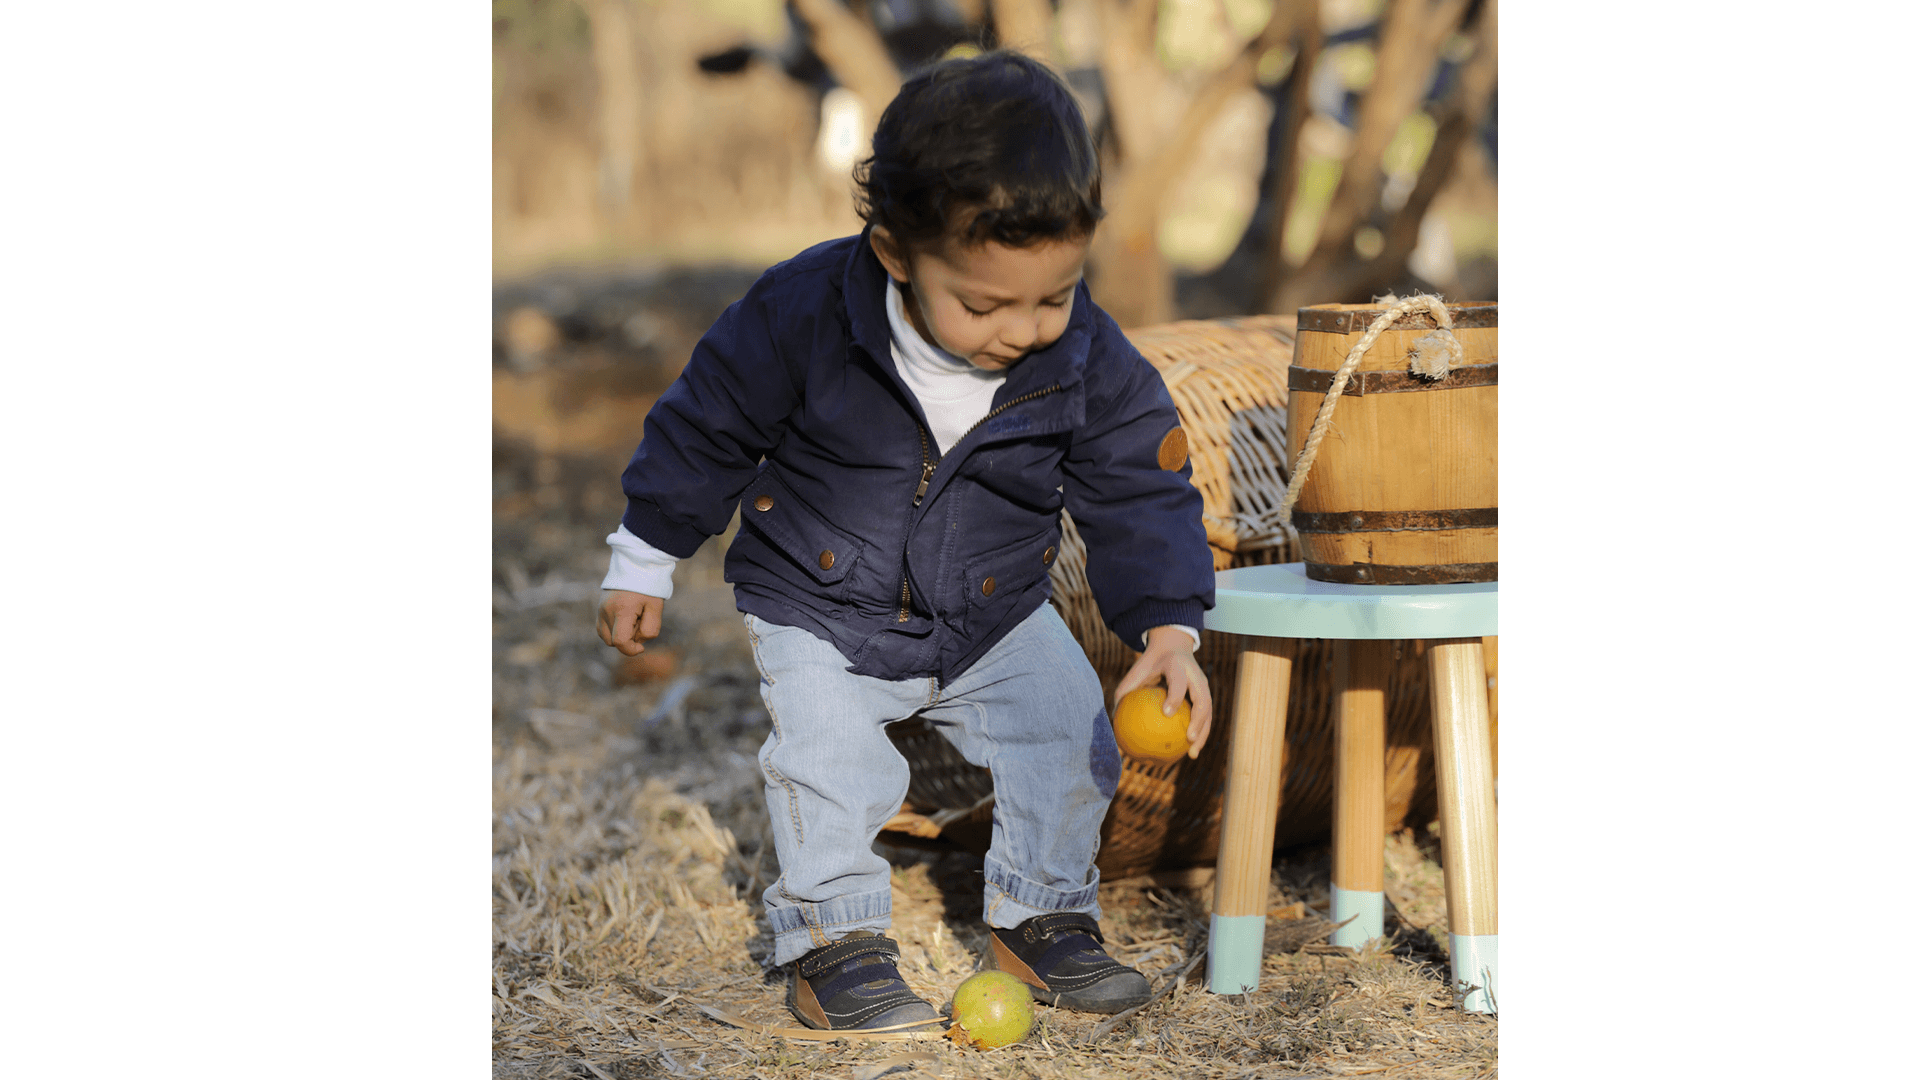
[739,468,866,594]
[962,527,1061,615]
[968,437,1069,510]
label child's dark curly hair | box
[854,50,1103,251]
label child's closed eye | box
[967,295,1075,313]
[962,295,1069,316]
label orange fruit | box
[1111,686,1191,764]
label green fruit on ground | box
[947,970,1036,1050]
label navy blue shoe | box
[984,912,1150,1014]
[786,932,943,1031]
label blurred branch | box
[1090,5,1292,327]
[1115,9,1293,236]
[1298,0,1470,279]
[575,0,647,219]
[1274,0,1497,311]
[991,0,1059,65]
[1358,0,1496,296]
[1091,0,1167,164]
[950,0,988,25]
[1257,0,1324,309]
[789,0,903,120]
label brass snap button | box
[753,495,774,512]
[980,576,996,596]
[1042,545,1057,566]
[818,550,835,570]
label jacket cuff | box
[1109,599,1208,653]
[621,499,710,560]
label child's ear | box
[868,227,911,285]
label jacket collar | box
[843,228,898,371]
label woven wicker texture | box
[884,315,1488,878]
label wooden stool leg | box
[1331,639,1389,949]
[1427,637,1498,1014]
[1208,637,1296,994]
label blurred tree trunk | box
[1085,0,1173,327]
[990,0,1058,64]
[1253,1,1325,311]
[1089,0,1290,327]
[1310,0,1496,306]
[789,0,903,120]
[575,0,647,226]
[1268,0,1496,312]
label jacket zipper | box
[897,383,1063,623]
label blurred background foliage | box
[492,0,1495,327]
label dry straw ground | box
[491,285,1497,1075]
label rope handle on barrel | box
[1279,293,1465,525]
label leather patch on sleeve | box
[1156,426,1189,471]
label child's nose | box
[1002,312,1040,350]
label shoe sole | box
[1025,981,1150,1014]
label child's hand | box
[1112,626,1213,759]
[597,590,665,656]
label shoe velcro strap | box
[797,935,902,979]
[1024,912,1104,944]
[1022,913,1109,977]
[812,963,909,1008]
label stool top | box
[1205,563,1496,640]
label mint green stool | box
[1202,563,1498,1013]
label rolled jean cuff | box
[981,855,1102,930]
[767,884,895,966]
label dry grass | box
[492,701,1497,1079]
[491,290,1497,1075]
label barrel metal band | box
[1292,508,1498,534]
[1288,362,1498,397]
[1305,562,1498,585]
[1297,304,1499,334]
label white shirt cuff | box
[1142,625,1202,651]
[603,524,678,599]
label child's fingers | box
[1110,661,1156,707]
[597,594,650,656]
[637,596,664,641]
[613,618,646,655]
[1180,656,1213,756]
[1186,685,1213,757]
[1161,665,1189,715]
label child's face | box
[871,229,1091,372]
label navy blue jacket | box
[619,232,1213,683]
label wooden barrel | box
[1287,302,1498,584]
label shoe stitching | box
[996,923,1134,992]
[796,949,930,1029]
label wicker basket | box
[883,315,1492,879]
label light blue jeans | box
[746,605,1120,966]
